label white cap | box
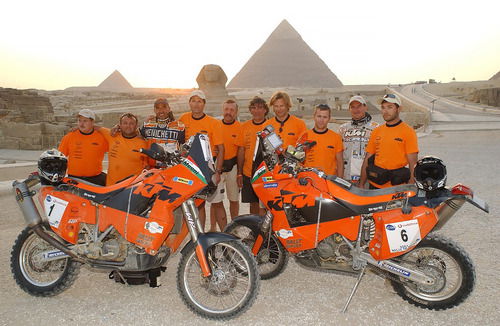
[381,94,401,106]
[348,95,366,106]
[78,109,95,120]
[189,90,206,101]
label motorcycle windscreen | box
[186,133,215,184]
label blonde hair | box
[269,91,292,109]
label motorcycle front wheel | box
[390,233,475,310]
[11,226,81,296]
[177,240,260,320]
[225,223,288,280]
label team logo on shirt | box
[394,138,403,142]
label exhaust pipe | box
[12,179,43,227]
[434,198,465,230]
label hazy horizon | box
[1,0,499,90]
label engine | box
[316,233,352,262]
[74,224,128,261]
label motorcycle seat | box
[326,175,417,197]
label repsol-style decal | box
[276,229,293,239]
[173,176,193,185]
[145,221,164,234]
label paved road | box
[397,84,500,132]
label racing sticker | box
[43,195,69,228]
[173,176,194,185]
[276,229,293,239]
[145,221,164,234]
[385,220,421,253]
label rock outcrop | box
[228,19,343,88]
[470,88,500,107]
[0,88,68,149]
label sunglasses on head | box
[384,94,397,99]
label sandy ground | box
[0,130,499,325]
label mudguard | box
[181,232,239,256]
[225,214,263,236]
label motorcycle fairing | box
[369,205,438,260]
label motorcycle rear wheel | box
[177,240,260,320]
[11,226,81,296]
[225,223,288,280]
[390,233,475,310]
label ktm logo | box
[133,182,181,203]
[392,192,407,200]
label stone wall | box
[469,88,500,107]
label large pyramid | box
[228,20,342,88]
[489,70,500,81]
[97,70,133,90]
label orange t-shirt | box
[58,129,108,177]
[99,128,148,185]
[301,128,344,175]
[236,119,268,177]
[267,114,307,149]
[179,113,223,154]
[220,120,242,160]
[365,121,419,188]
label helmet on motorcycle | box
[38,149,68,183]
[414,156,447,191]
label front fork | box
[181,199,211,277]
[251,211,274,255]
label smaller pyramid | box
[489,70,500,81]
[98,70,133,90]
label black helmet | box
[414,156,447,191]
[38,149,68,183]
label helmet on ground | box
[414,156,447,191]
[38,149,68,183]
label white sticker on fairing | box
[145,221,164,234]
[44,195,69,228]
[385,220,421,253]
[276,229,293,239]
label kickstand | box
[342,266,366,313]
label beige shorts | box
[208,165,240,203]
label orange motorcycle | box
[225,125,489,312]
[11,134,259,320]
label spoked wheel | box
[11,227,81,296]
[225,223,288,280]
[177,240,260,320]
[390,233,475,310]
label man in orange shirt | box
[301,104,344,176]
[179,90,224,229]
[209,99,241,231]
[236,97,269,215]
[359,94,419,189]
[99,113,148,185]
[58,109,108,185]
[267,91,307,150]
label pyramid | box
[489,70,500,81]
[228,20,342,88]
[97,70,133,90]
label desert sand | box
[0,129,498,325]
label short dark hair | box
[249,96,269,116]
[314,104,331,116]
[119,112,139,124]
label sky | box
[1,0,499,90]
